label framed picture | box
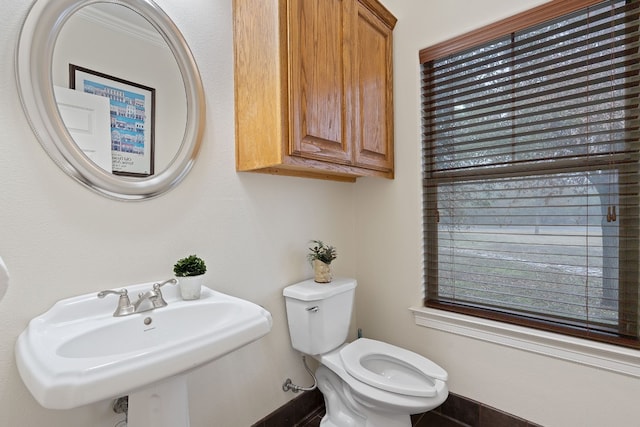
[70,64,155,177]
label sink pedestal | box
[128,375,190,427]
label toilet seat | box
[340,338,448,398]
[317,345,448,414]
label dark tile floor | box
[302,409,462,427]
[305,408,535,427]
[255,389,541,427]
[302,409,466,427]
[297,407,324,427]
[253,390,325,427]
[412,411,470,426]
[415,393,542,427]
[299,395,542,427]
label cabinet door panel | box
[289,0,352,163]
[354,3,393,172]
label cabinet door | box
[353,1,393,172]
[288,0,353,164]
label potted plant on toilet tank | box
[307,240,337,283]
[173,254,207,300]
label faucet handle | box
[152,278,177,307]
[153,278,178,291]
[97,288,134,317]
[97,288,128,298]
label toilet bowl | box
[317,340,448,419]
[340,338,448,398]
[283,278,449,427]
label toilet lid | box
[340,338,448,397]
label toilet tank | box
[283,278,357,355]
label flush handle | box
[306,306,319,313]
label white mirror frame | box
[16,0,206,201]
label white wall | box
[3,1,640,426]
[355,1,640,426]
[1,1,355,426]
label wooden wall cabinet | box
[233,0,396,182]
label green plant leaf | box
[173,254,207,277]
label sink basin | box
[15,282,272,410]
[56,301,247,359]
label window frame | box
[420,0,640,349]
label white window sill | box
[410,306,640,378]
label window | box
[421,0,640,348]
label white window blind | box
[421,0,640,348]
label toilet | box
[283,278,448,427]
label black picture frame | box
[70,64,156,177]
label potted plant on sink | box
[307,240,337,283]
[173,254,207,300]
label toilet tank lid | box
[283,278,357,301]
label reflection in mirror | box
[16,0,205,200]
[54,85,113,173]
[52,4,187,175]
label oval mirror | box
[16,0,206,200]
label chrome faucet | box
[98,278,178,317]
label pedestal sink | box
[15,281,272,426]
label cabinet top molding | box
[359,0,397,28]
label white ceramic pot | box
[177,275,204,300]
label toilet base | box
[316,365,411,427]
